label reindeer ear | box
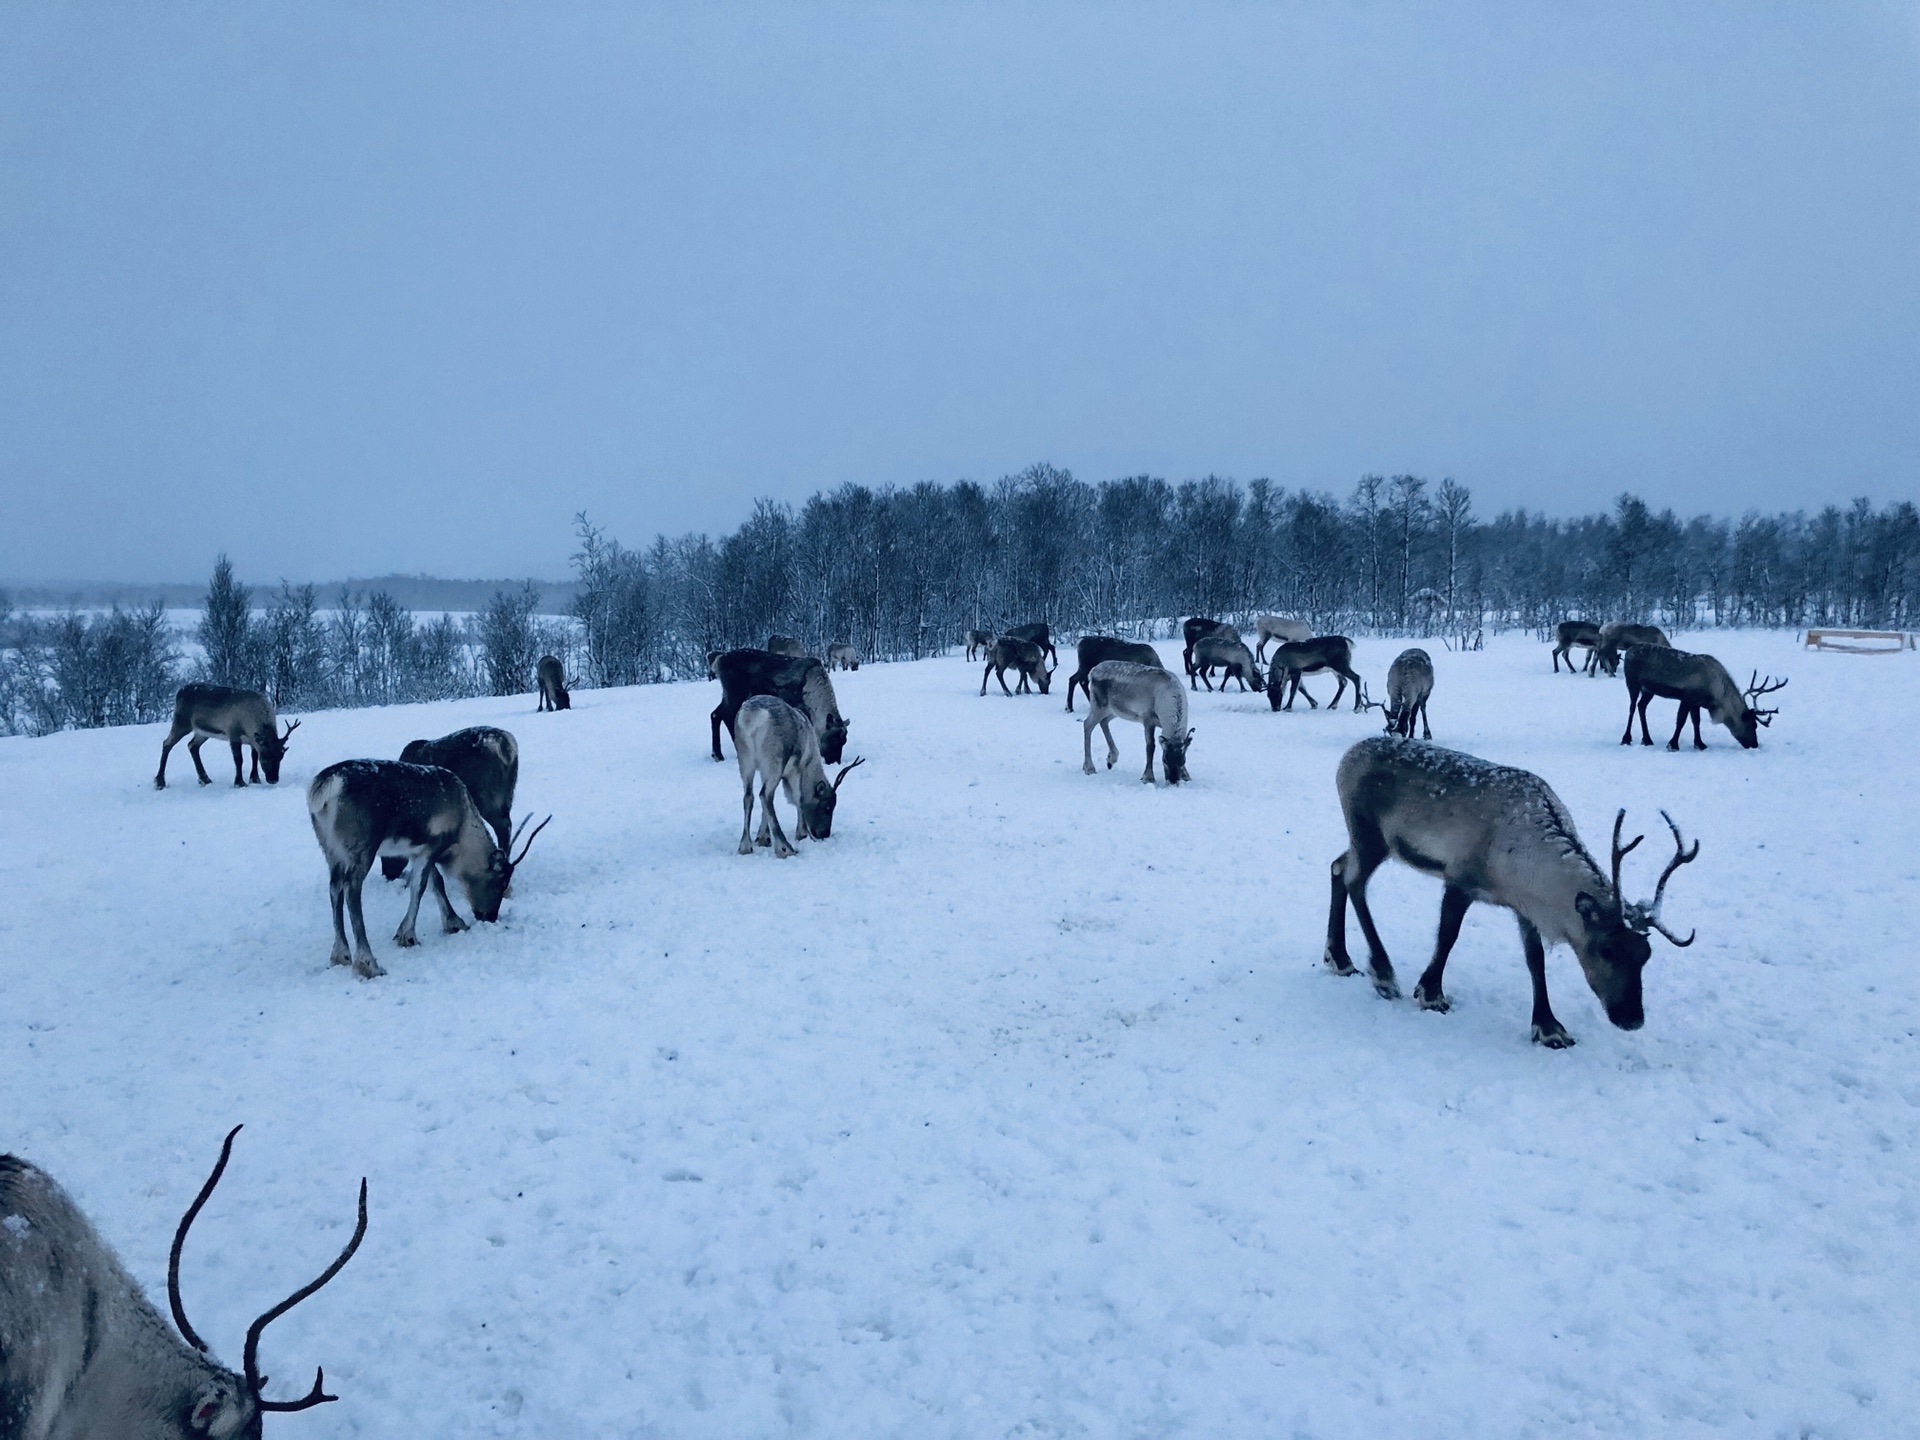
[188,1378,250,1436]
[1574,892,1607,927]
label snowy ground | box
[3,631,1917,1438]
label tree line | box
[5,468,1916,734]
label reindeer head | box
[1727,671,1787,749]
[819,713,850,764]
[168,1126,366,1437]
[1572,810,1699,1030]
[798,757,864,839]
[255,720,299,785]
[1160,727,1194,785]
[466,813,551,921]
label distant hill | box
[3,574,581,615]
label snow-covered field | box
[3,631,1917,1438]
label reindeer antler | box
[280,719,301,744]
[1745,671,1787,725]
[1621,810,1700,947]
[245,1177,369,1412]
[1608,810,1644,908]
[832,756,866,791]
[169,1124,243,1353]
[509,813,553,867]
[1357,683,1385,713]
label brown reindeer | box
[155,684,299,789]
[1622,646,1786,750]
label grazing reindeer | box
[380,727,519,881]
[1324,736,1698,1046]
[1181,617,1240,680]
[1190,634,1265,693]
[1267,636,1365,711]
[766,633,807,659]
[1593,622,1670,676]
[964,629,995,662]
[827,642,860,671]
[1377,647,1434,738]
[1552,620,1602,675]
[308,759,549,978]
[155,685,299,790]
[710,649,850,764]
[0,1127,366,1437]
[1622,647,1786,750]
[1254,614,1311,663]
[1064,635,1163,712]
[733,695,864,858]
[980,636,1052,696]
[536,655,571,710]
[1002,622,1057,665]
[1082,660,1193,785]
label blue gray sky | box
[2,2,1916,582]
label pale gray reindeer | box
[308,759,549,977]
[1266,636,1365,711]
[155,685,299,790]
[1324,735,1698,1047]
[733,695,864,858]
[1253,614,1311,663]
[1190,634,1265,693]
[1551,619,1602,675]
[1622,646,1785,750]
[980,636,1052,696]
[1372,647,1434,738]
[826,642,860,671]
[1082,660,1193,785]
[536,655,570,711]
[964,629,995,662]
[0,1127,366,1438]
[1592,621,1670,676]
[765,633,808,659]
[380,726,520,881]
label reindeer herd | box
[2,613,1790,1433]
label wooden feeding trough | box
[1802,629,1914,654]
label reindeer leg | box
[710,704,728,762]
[1419,701,1431,741]
[764,778,797,858]
[248,744,261,783]
[1099,717,1119,769]
[229,738,247,786]
[1065,673,1080,713]
[343,865,385,978]
[754,775,775,848]
[394,854,432,947]
[739,773,758,854]
[187,735,214,785]
[1347,669,1365,711]
[155,722,189,788]
[1341,841,1400,999]
[1690,707,1707,751]
[1637,692,1656,746]
[1323,853,1360,976]
[427,865,468,934]
[327,868,353,967]
[1413,886,1470,1012]
[1667,704,1688,752]
[1621,689,1638,745]
[1521,918,1572,1047]
[1082,710,1101,774]
[1141,722,1157,784]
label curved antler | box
[1643,810,1700,945]
[245,1177,369,1412]
[509,814,553,866]
[832,756,866,791]
[169,1125,243,1353]
[1608,810,1644,909]
[280,719,301,744]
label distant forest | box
[3,464,1916,735]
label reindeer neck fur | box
[798,664,841,730]
[1697,656,1746,723]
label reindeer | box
[1592,622,1671,676]
[710,649,850,764]
[1082,660,1193,785]
[379,726,520,882]
[536,655,571,710]
[1063,635,1163,712]
[1002,622,1057,666]
[1552,620,1602,675]
[1181,617,1240,680]
[1254,614,1311,663]
[826,642,860,671]
[307,759,549,978]
[964,629,995,662]
[1266,636,1365,711]
[766,633,808,659]
[980,635,1052,696]
[154,685,299,790]
[1190,634,1265,693]
[1324,736,1697,1047]
[1373,647,1434,738]
[732,695,865,858]
[0,1127,365,1437]
[1622,647,1785,750]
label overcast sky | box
[2,3,1916,583]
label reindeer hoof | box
[774,844,797,859]
[755,835,771,848]
[154,778,166,790]
[1371,974,1401,1000]
[1082,762,1096,775]
[393,930,419,948]
[198,776,212,786]
[1323,952,1359,977]
[354,957,387,979]
[1530,1023,1576,1048]
[442,917,469,935]
[329,949,352,968]
[1414,985,1451,1013]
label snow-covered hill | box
[3,631,1915,1437]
